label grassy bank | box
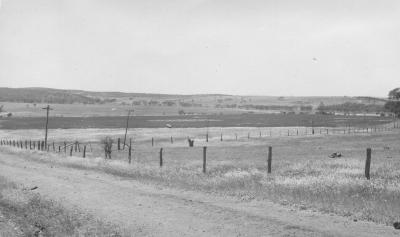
[0,175,128,236]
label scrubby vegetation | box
[317,102,385,114]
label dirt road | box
[0,151,398,237]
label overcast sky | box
[0,0,399,96]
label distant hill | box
[0,87,388,108]
[0,87,104,104]
[0,87,210,104]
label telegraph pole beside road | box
[42,105,53,147]
[123,109,134,149]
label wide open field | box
[0,113,394,129]
[1,127,400,231]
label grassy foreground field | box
[1,129,400,226]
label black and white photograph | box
[0,0,400,236]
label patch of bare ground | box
[0,175,129,236]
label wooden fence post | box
[118,138,121,150]
[365,148,372,180]
[58,146,61,153]
[52,142,55,151]
[70,146,73,156]
[235,133,238,140]
[152,137,154,147]
[267,146,272,174]
[203,146,207,173]
[159,148,163,167]
[128,139,132,164]
[74,141,77,152]
[206,133,208,142]
[83,145,86,158]
[64,142,67,153]
[220,133,223,141]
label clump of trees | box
[389,88,400,100]
[385,88,400,117]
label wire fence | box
[1,122,400,177]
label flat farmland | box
[0,113,394,129]
[1,128,400,230]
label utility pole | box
[123,109,134,149]
[42,105,53,147]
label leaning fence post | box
[365,148,372,180]
[267,146,272,174]
[203,146,207,173]
[159,148,163,167]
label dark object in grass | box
[329,152,342,158]
[187,138,194,147]
[394,222,400,229]
[22,186,38,191]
